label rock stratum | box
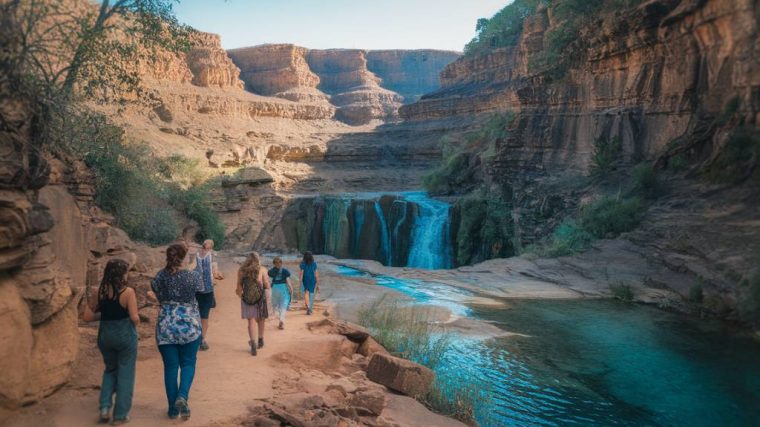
[228,44,460,124]
[400,0,760,319]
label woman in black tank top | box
[83,259,139,425]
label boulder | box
[366,353,434,397]
[358,337,389,358]
[307,318,370,343]
[349,388,387,416]
[0,279,33,407]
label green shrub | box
[464,0,543,55]
[422,379,477,425]
[629,162,662,199]
[77,112,224,247]
[590,136,623,178]
[669,153,689,171]
[423,150,473,194]
[580,196,642,238]
[169,184,226,247]
[527,220,594,257]
[453,190,514,266]
[357,295,451,370]
[610,282,634,301]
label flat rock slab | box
[366,353,434,398]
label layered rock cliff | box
[228,45,460,125]
[401,0,760,321]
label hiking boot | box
[249,340,257,356]
[258,337,264,349]
[306,309,312,315]
[200,340,209,351]
[99,407,110,423]
[278,321,284,330]
[174,396,190,420]
[111,416,130,426]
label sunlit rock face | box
[227,44,460,124]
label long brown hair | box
[98,259,129,302]
[166,243,187,274]
[302,251,314,265]
[240,251,261,281]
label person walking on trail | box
[150,244,204,420]
[83,259,139,425]
[193,239,216,351]
[268,257,293,330]
[299,251,320,315]
[236,252,270,356]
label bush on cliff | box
[453,190,514,266]
[580,195,642,238]
[79,111,224,246]
[524,220,593,257]
[464,0,542,55]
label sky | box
[173,0,508,51]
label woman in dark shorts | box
[83,259,139,425]
[193,239,215,351]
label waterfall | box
[406,192,453,269]
[373,201,392,265]
[352,202,365,258]
[322,197,350,257]
[284,191,453,269]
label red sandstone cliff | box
[227,45,460,125]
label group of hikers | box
[82,241,321,424]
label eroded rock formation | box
[228,44,460,124]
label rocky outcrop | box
[366,50,462,103]
[402,0,760,171]
[227,45,459,124]
[399,0,760,319]
[366,353,435,398]
[186,32,244,89]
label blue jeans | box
[158,338,201,416]
[97,318,138,420]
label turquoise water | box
[336,266,760,427]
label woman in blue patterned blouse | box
[150,243,204,420]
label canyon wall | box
[401,0,760,318]
[228,45,460,124]
[402,0,759,171]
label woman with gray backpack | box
[236,252,270,356]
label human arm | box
[235,270,243,297]
[82,295,100,322]
[315,269,320,292]
[261,270,271,289]
[122,287,140,327]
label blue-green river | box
[336,266,760,426]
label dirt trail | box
[5,257,319,426]
[4,256,466,427]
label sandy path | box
[4,257,314,426]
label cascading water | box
[373,201,392,266]
[284,191,453,269]
[404,192,453,269]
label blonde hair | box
[240,251,261,280]
[203,239,214,249]
[273,256,282,264]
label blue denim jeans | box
[97,318,138,420]
[158,338,201,416]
